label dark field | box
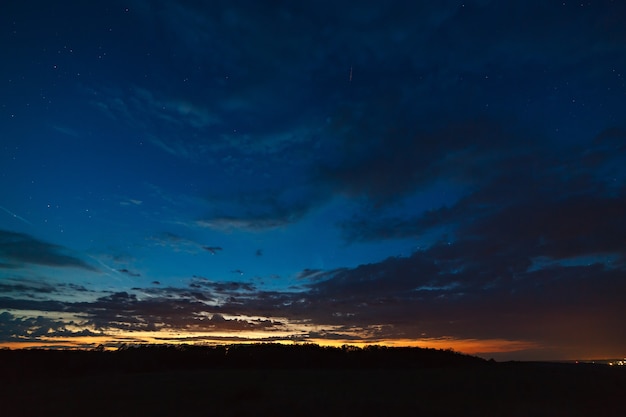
[1,345,624,416]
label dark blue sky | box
[1,0,625,360]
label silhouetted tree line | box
[0,343,487,378]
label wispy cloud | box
[118,268,141,277]
[149,232,221,255]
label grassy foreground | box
[1,345,624,416]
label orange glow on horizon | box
[304,337,540,355]
[0,332,539,357]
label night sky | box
[1,1,625,360]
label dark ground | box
[1,345,624,416]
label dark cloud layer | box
[1,244,624,357]
[0,311,101,342]
[340,127,626,247]
[0,230,96,271]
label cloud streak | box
[0,206,33,226]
